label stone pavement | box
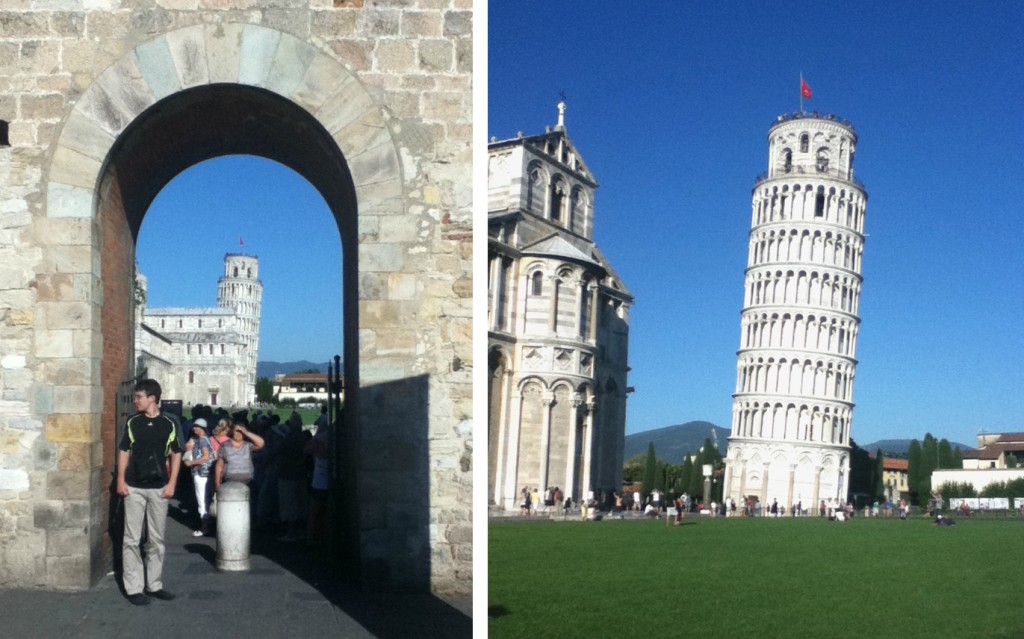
[0,502,471,639]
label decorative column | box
[501,388,524,510]
[588,287,599,342]
[580,401,595,501]
[492,368,513,506]
[537,391,555,494]
[760,461,770,509]
[811,465,822,515]
[786,463,796,512]
[564,396,582,499]
[737,459,748,502]
[547,275,558,333]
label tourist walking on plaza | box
[116,379,182,606]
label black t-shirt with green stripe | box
[119,413,182,489]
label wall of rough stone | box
[0,0,471,595]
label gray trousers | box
[122,487,169,595]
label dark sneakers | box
[144,589,176,601]
[127,593,150,606]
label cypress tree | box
[874,449,886,500]
[920,434,938,504]
[680,455,693,496]
[689,447,705,498]
[907,439,922,505]
[938,438,953,469]
[641,442,657,497]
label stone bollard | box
[216,481,251,571]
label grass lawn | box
[489,516,1023,638]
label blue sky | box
[137,155,343,364]
[488,2,1024,446]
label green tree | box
[907,439,922,504]
[641,442,657,497]
[655,461,667,494]
[688,447,705,498]
[873,449,886,500]
[255,377,274,403]
[938,438,953,469]
[680,456,693,496]
[935,481,976,498]
[920,433,938,502]
[702,438,723,467]
[951,447,963,469]
[622,455,644,484]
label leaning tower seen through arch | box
[723,113,868,511]
[218,254,263,404]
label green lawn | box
[489,516,1023,638]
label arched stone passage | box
[29,22,467,594]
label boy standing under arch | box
[116,379,182,606]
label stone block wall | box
[0,0,472,595]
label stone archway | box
[24,21,469,594]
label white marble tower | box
[218,253,262,403]
[722,113,868,511]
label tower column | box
[786,463,796,512]
[811,465,822,515]
[760,461,770,511]
[580,401,595,501]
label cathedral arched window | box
[814,186,825,218]
[530,271,543,296]
[800,134,809,153]
[526,163,543,214]
[782,149,792,173]
[188,371,194,384]
[569,187,581,230]
[233,267,238,277]
[550,178,567,224]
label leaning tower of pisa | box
[722,113,867,512]
[218,253,263,403]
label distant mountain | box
[257,360,330,379]
[624,421,730,464]
[859,438,975,457]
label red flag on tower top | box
[800,76,812,99]
[239,237,244,246]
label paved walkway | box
[0,502,471,638]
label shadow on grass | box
[489,604,510,618]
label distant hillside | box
[859,438,974,457]
[624,421,730,464]
[257,360,330,379]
